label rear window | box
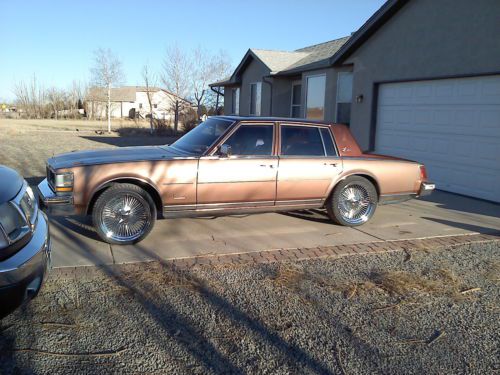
[281,126,325,156]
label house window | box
[336,72,353,125]
[249,82,262,116]
[290,82,302,118]
[306,74,326,120]
[231,88,240,115]
[138,103,143,109]
[153,104,158,109]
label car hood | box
[0,166,24,204]
[47,146,190,170]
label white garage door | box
[375,75,500,203]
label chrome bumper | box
[0,210,51,288]
[37,178,77,216]
[419,182,436,197]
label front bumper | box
[37,178,77,216]
[419,181,436,197]
[0,210,51,316]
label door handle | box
[259,164,274,168]
[324,162,337,167]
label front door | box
[277,124,342,205]
[197,123,277,207]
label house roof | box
[87,87,137,102]
[250,49,310,73]
[210,0,411,85]
[87,86,192,104]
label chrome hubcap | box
[99,194,151,242]
[338,184,374,225]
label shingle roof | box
[285,36,351,72]
[210,36,351,86]
[250,49,310,73]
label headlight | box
[54,172,74,193]
[19,186,37,227]
[0,201,30,246]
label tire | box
[326,176,378,227]
[92,183,157,245]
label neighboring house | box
[210,0,500,203]
[86,86,191,120]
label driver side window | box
[223,125,274,156]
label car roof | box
[214,115,334,125]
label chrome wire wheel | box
[98,193,152,243]
[337,183,375,225]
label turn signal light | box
[55,186,73,192]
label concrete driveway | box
[48,191,500,268]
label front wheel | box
[326,176,378,226]
[92,183,157,245]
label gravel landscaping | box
[1,242,498,374]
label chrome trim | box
[162,182,194,186]
[275,199,324,206]
[418,182,435,197]
[342,156,417,164]
[197,180,275,185]
[37,179,76,216]
[163,202,323,218]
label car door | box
[277,123,342,205]
[197,122,278,207]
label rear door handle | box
[259,164,274,168]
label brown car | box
[38,116,435,244]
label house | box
[86,86,191,120]
[210,0,500,203]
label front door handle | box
[324,162,337,167]
[259,164,275,168]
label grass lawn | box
[0,119,178,184]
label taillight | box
[419,165,428,181]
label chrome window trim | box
[208,122,276,157]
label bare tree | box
[90,48,124,133]
[204,50,232,115]
[142,64,156,134]
[12,74,47,118]
[46,87,65,119]
[161,45,192,133]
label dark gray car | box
[0,166,51,317]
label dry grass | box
[368,268,476,301]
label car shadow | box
[422,217,500,236]
[421,190,500,219]
[281,209,332,224]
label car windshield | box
[169,118,234,155]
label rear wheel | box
[327,176,378,226]
[92,183,156,245]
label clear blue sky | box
[0,0,386,102]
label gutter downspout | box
[262,75,273,116]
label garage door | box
[375,75,500,202]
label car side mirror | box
[219,144,232,157]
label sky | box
[0,0,386,102]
